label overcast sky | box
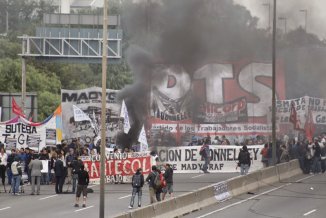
[234,0,326,38]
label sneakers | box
[128,206,133,209]
[15,193,21,196]
[82,204,86,208]
[74,204,79,207]
[138,205,141,208]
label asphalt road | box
[185,173,326,218]
[0,173,237,218]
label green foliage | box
[0,39,21,59]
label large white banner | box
[0,117,57,151]
[61,87,122,144]
[156,145,264,173]
[275,96,326,127]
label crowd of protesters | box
[0,138,95,206]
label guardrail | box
[114,159,302,218]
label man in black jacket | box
[129,168,144,209]
[71,156,83,193]
[146,165,158,204]
[74,165,89,208]
[162,163,174,200]
[54,154,65,194]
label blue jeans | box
[41,173,49,185]
[7,168,13,185]
[130,187,142,207]
[202,157,210,172]
[312,157,321,174]
[11,175,21,194]
[240,164,250,175]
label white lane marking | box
[192,175,204,179]
[303,209,317,216]
[39,195,58,200]
[74,205,94,212]
[0,207,11,211]
[119,194,132,200]
[198,175,315,218]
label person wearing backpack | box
[11,156,22,195]
[155,169,165,202]
[238,145,251,175]
[129,168,144,209]
[145,165,158,204]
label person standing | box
[162,163,174,200]
[6,149,16,185]
[129,168,144,209]
[0,147,8,192]
[74,164,89,208]
[11,156,22,195]
[54,153,65,194]
[146,165,158,204]
[155,169,164,202]
[200,138,210,173]
[71,156,83,193]
[312,139,321,174]
[29,154,43,195]
[238,145,251,175]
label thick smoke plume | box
[117,0,326,148]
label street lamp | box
[262,3,271,31]
[299,9,307,31]
[278,17,287,34]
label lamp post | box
[272,0,277,166]
[100,0,108,217]
[299,9,307,31]
[262,3,271,31]
[278,17,287,34]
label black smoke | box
[117,0,326,148]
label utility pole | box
[21,38,26,113]
[100,0,108,217]
[272,0,277,166]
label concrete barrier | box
[195,185,217,209]
[277,159,301,181]
[259,166,279,186]
[114,159,302,218]
[154,197,178,218]
[227,170,261,196]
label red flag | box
[289,101,301,130]
[12,97,26,117]
[304,109,315,142]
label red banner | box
[83,156,152,180]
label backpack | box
[132,174,142,187]
[261,148,268,158]
[160,173,167,188]
[238,151,250,165]
[153,172,161,189]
